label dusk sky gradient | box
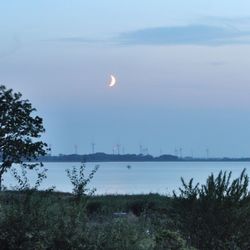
[1,1,250,157]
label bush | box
[0,192,88,249]
[174,169,250,249]
[66,163,99,199]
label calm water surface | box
[3,162,250,194]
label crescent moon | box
[109,74,116,87]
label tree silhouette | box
[0,85,48,190]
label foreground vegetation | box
[0,169,249,250]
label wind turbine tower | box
[179,147,183,158]
[206,148,210,159]
[139,145,143,154]
[117,144,121,155]
[91,142,95,154]
[74,144,78,155]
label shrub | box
[174,169,250,249]
[66,163,99,199]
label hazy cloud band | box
[117,25,250,46]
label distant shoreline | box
[35,152,250,163]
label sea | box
[3,161,250,195]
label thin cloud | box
[117,25,250,46]
[51,18,250,46]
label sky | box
[1,1,250,157]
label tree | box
[0,85,48,190]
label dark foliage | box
[174,169,250,249]
[0,191,192,250]
[0,85,48,190]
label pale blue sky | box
[1,1,250,157]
